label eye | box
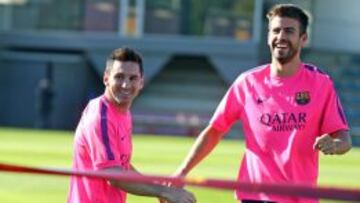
[114,74,124,80]
[284,28,295,34]
[130,75,139,82]
[271,28,281,34]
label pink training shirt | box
[210,64,349,203]
[68,95,133,203]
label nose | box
[121,78,131,89]
[278,30,287,40]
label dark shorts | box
[241,200,277,203]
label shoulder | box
[304,63,334,91]
[79,96,106,126]
[233,64,269,85]
[86,96,103,116]
[303,63,332,80]
[75,95,115,140]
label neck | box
[271,57,302,77]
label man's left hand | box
[313,134,337,155]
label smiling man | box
[170,4,352,203]
[68,48,196,203]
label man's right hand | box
[159,170,187,203]
[159,187,196,203]
[159,126,224,203]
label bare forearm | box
[315,130,352,155]
[178,126,224,175]
[102,160,196,201]
[331,130,352,154]
[104,167,165,198]
[110,179,169,198]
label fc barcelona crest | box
[295,91,310,105]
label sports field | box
[0,128,359,203]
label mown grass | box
[0,128,359,203]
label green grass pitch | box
[0,128,359,203]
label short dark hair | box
[105,47,143,76]
[266,4,310,35]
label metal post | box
[2,5,13,30]
[135,0,144,37]
[253,0,263,44]
[119,0,129,36]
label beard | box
[271,41,299,65]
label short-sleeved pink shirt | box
[210,64,349,203]
[68,95,132,203]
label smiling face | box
[268,16,307,65]
[103,60,144,109]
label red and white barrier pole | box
[0,162,359,201]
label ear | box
[267,31,271,47]
[300,33,308,47]
[139,77,144,90]
[103,72,109,86]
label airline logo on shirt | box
[260,112,307,132]
[295,91,310,105]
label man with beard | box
[68,47,196,203]
[168,4,352,203]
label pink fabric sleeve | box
[210,82,244,133]
[85,119,123,170]
[319,80,349,135]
